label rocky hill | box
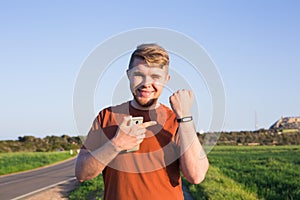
[270,116,300,130]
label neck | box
[130,100,160,110]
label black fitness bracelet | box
[177,116,193,123]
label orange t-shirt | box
[85,102,183,200]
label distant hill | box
[270,116,300,131]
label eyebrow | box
[151,74,162,78]
[133,71,144,76]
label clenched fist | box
[169,90,194,118]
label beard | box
[133,95,158,108]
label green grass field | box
[208,145,300,199]
[68,146,300,200]
[0,151,75,175]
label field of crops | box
[0,151,75,175]
[69,145,300,200]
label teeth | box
[140,90,152,97]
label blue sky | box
[0,1,299,140]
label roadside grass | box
[0,151,75,175]
[68,175,104,200]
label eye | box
[133,72,144,78]
[151,74,161,80]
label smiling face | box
[127,57,170,110]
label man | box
[75,43,209,200]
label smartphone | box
[126,116,143,152]
[130,116,143,126]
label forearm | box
[178,121,209,184]
[75,140,121,182]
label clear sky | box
[0,1,299,140]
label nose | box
[142,76,153,87]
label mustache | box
[133,95,158,108]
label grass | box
[281,129,299,133]
[68,175,104,200]
[206,145,300,200]
[183,166,259,200]
[0,151,75,175]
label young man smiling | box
[75,43,209,200]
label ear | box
[126,69,130,79]
[166,74,171,82]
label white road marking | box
[11,177,76,200]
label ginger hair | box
[128,43,169,70]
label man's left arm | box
[170,90,209,184]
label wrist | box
[110,139,123,152]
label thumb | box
[120,115,132,126]
[142,121,157,128]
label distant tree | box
[18,136,36,142]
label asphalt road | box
[0,157,76,200]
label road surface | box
[0,157,76,200]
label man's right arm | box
[75,140,122,182]
[75,115,156,182]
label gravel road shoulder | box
[23,178,79,200]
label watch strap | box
[177,116,193,123]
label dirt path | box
[23,179,79,200]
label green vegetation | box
[183,166,258,200]
[0,151,75,175]
[0,135,82,152]
[69,146,300,200]
[206,146,300,199]
[1,130,299,153]
[281,129,299,133]
[68,175,104,200]
[199,130,300,145]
